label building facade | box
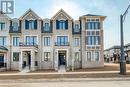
[104,44,130,63]
[0,9,106,71]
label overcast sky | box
[10,0,130,49]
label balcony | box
[19,42,38,48]
[72,28,81,34]
[41,26,52,33]
[9,26,21,33]
[55,42,70,46]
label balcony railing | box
[72,28,81,34]
[0,62,6,68]
[55,42,70,46]
[41,26,52,33]
[9,26,21,33]
[19,42,38,48]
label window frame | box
[0,36,6,46]
[13,37,20,46]
[44,37,51,46]
[0,22,5,30]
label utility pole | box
[120,4,130,75]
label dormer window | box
[25,20,37,30]
[13,22,18,31]
[74,24,80,32]
[44,23,49,31]
[56,20,68,30]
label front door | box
[0,54,4,68]
[59,53,66,65]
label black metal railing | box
[9,26,21,33]
[55,42,70,46]
[72,28,81,34]
[41,26,52,33]
[19,42,38,48]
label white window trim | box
[12,36,20,47]
[55,35,69,42]
[43,36,51,46]
[24,35,38,44]
[74,37,80,47]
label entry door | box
[59,53,66,65]
[28,54,31,66]
[0,54,4,67]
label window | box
[74,38,80,46]
[26,36,37,45]
[13,52,19,61]
[86,22,100,30]
[0,36,6,46]
[56,36,68,46]
[13,22,18,31]
[25,20,37,29]
[44,23,49,31]
[95,52,100,61]
[86,36,100,45]
[13,37,20,46]
[87,52,91,61]
[44,52,50,61]
[75,52,80,61]
[74,24,80,32]
[0,54,4,62]
[56,20,68,30]
[0,22,5,30]
[44,37,50,46]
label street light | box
[120,4,130,75]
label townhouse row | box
[0,9,106,71]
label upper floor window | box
[0,36,6,46]
[0,22,5,30]
[56,20,68,30]
[25,20,37,29]
[74,38,80,46]
[74,24,80,32]
[26,36,37,45]
[44,23,49,31]
[56,36,69,46]
[12,22,18,31]
[44,37,50,46]
[86,36,100,45]
[86,19,100,30]
[13,37,20,46]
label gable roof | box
[0,11,11,20]
[51,9,73,20]
[80,14,106,21]
[19,9,42,20]
[83,14,105,16]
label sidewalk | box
[0,70,130,80]
[0,63,130,79]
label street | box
[0,79,130,87]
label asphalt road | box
[0,79,130,87]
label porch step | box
[19,66,30,74]
[58,65,66,73]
